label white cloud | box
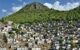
[44,3,53,9]
[23,2,26,5]
[5,6,22,16]
[44,1,80,11]
[12,6,22,12]
[11,2,26,12]
[2,9,7,13]
[2,2,27,16]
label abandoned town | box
[0,21,80,50]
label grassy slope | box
[2,3,80,23]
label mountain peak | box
[30,2,43,9]
[31,2,42,4]
[23,2,48,10]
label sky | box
[0,0,80,18]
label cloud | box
[2,9,7,13]
[11,2,27,12]
[12,6,22,12]
[44,1,80,11]
[44,3,53,9]
[23,2,26,5]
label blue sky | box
[0,0,80,18]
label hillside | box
[2,2,80,23]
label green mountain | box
[2,2,80,23]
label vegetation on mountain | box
[1,2,80,24]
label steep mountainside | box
[2,2,80,23]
